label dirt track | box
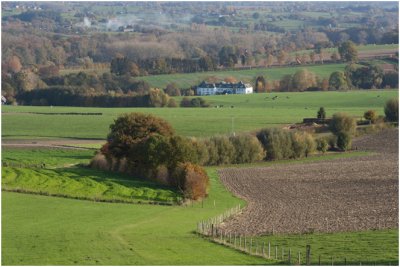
[219,128,399,235]
[1,139,105,150]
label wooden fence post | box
[318,255,321,265]
[255,241,258,255]
[288,248,291,265]
[268,241,271,259]
[250,238,253,254]
[298,251,301,265]
[282,247,285,260]
[262,241,265,257]
[275,246,278,260]
[306,245,311,265]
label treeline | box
[254,63,398,93]
[17,87,177,108]
[110,56,217,76]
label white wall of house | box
[197,82,253,96]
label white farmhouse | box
[196,81,253,96]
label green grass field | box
[2,90,398,265]
[253,229,398,265]
[1,148,179,203]
[2,90,398,139]
[139,63,347,89]
[2,160,398,265]
[2,148,94,167]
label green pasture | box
[2,167,271,265]
[2,148,94,167]
[139,63,347,89]
[2,148,398,265]
[1,148,178,203]
[253,229,398,265]
[2,90,398,139]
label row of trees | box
[268,64,398,93]
[110,56,217,76]
[16,87,178,108]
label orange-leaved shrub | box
[173,162,209,200]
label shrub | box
[154,165,170,186]
[90,153,111,171]
[316,137,329,153]
[173,163,209,200]
[167,98,178,107]
[384,98,398,122]
[336,132,352,151]
[291,131,316,158]
[164,82,181,96]
[329,113,356,135]
[208,136,236,165]
[317,107,326,119]
[328,135,337,150]
[204,139,219,165]
[229,135,265,163]
[167,136,199,168]
[180,97,209,107]
[190,138,209,166]
[364,110,377,123]
[256,128,294,160]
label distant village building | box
[196,81,253,96]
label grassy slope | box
[139,63,347,89]
[1,169,273,265]
[2,165,398,265]
[1,148,178,203]
[2,147,398,265]
[2,167,179,203]
[2,90,398,139]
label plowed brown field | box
[219,128,398,235]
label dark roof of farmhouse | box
[198,81,250,88]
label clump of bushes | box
[384,98,398,122]
[329,112,356,151]
[180,97,210,107]
[256,128,316,160]
[91,113,209,200]
[201,134,265,166]
[173,163,210,200]
[364,110,377,124]
[316,137,329,153]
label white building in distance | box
[196,81,253,96]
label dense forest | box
[1,1,398,106]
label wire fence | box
[195,205,396,265]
